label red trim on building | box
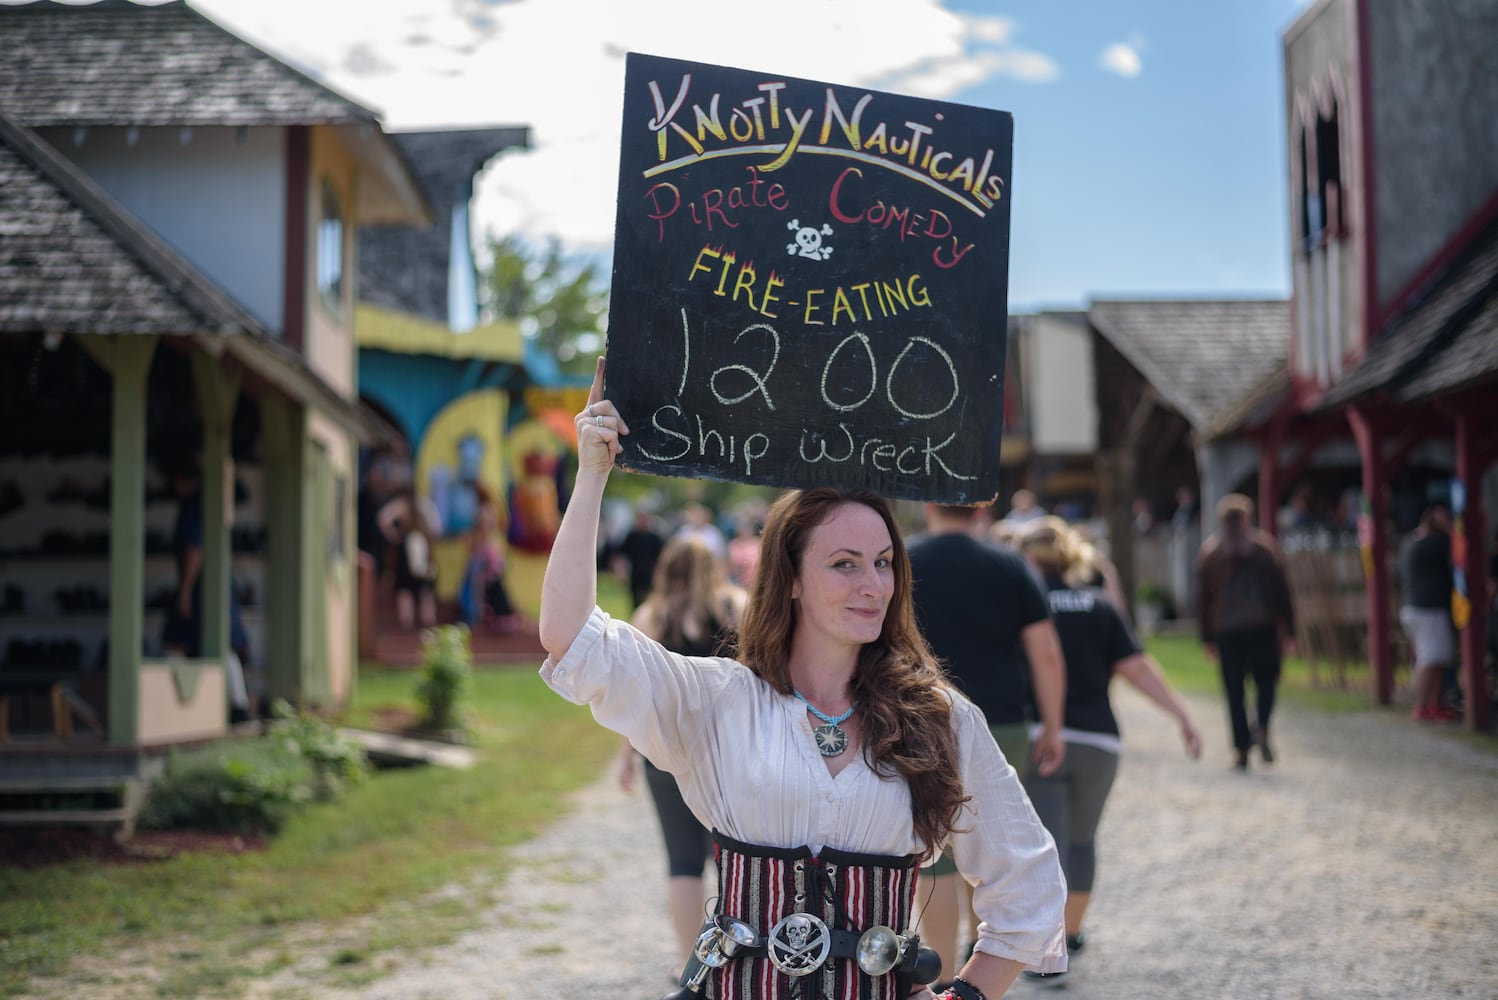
[1354,0,1379,353]
[283,125,309,353]
[1374,189,1498,334]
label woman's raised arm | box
[539,358,630,659]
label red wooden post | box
[1347,407,1393,705]
[1453,411,1491,731]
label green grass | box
[0,666,618,997]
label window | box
[1297,126,1314,251]
[1315,99,1342,237]
[316,179,345,316]
[1298,99,1344,253]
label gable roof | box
[0,110,260,336]
[359,127,529,325]
[0,110,390,442]
[1317,216,1498,408]
[1087,298,1290,432]
[0,0,376,128]
[0,0,428,227]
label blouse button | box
[554,667,567,679]
[825,792,835,803]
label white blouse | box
[542,607,1068,973]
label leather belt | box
[742,927,865,969]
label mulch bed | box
[2,706,432,869]
[0,827,265,869]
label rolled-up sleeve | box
[540,606,736,776]
[947,696,1068,973]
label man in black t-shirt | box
[1397,504,1456,721]
[608,507,666,609]
[909,503,1066,984]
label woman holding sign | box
[540,361,1066,999]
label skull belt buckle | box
[766,912,832,978]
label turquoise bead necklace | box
[793,688,856,757]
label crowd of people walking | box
[565,469,1486,994]
[558,460,1495,998]
[537,375,1330,997]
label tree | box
[483,234,608,376]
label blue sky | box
[944,0,1307,308]
[193,0,1312,312]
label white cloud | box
[1099,40,1144,78]
[962,13,1016,45]
[194,0,1062,251]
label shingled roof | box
[359,127,529,324]
[0,111,396,442]
[0,110,261,336]
[1087,299,1289,432]
[0,0,376,128]
[1318,216,1498,408]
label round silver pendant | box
[767,912,832,977]
[811,722,848,757]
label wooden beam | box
[189,354,241,662]
[260,396,306,707]
[77,335,158,745]
[1347,406,1394,705]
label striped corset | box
[708,831,918,1000]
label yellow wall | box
[305,128,359,398]
[309,410,356,708]
[416,389,509,600]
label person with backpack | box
[1196,493,1296,770]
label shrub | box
[140,704,368,835]
[416,624,473,735]
[1135,581,1176,617]
[267,700,369,800]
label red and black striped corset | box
[708,831,918,1000]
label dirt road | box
[303,687,1498,999]
[19,686,1496,999]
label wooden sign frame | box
[605,52,1014,503]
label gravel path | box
[295,686,1498,1000]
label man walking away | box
[909,503,1067,985]
[1196,494,1296,770]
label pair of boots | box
[1234,727,1273,770]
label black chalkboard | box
[604,52,1013,504]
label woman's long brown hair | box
[733,486,968,861]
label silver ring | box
[586,404,595,418]
[595,414,605,426]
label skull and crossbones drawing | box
[787,219,835,260]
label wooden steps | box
[0,773,146,836]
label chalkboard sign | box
[604,52,1013,504]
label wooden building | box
[0,1,427,809]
